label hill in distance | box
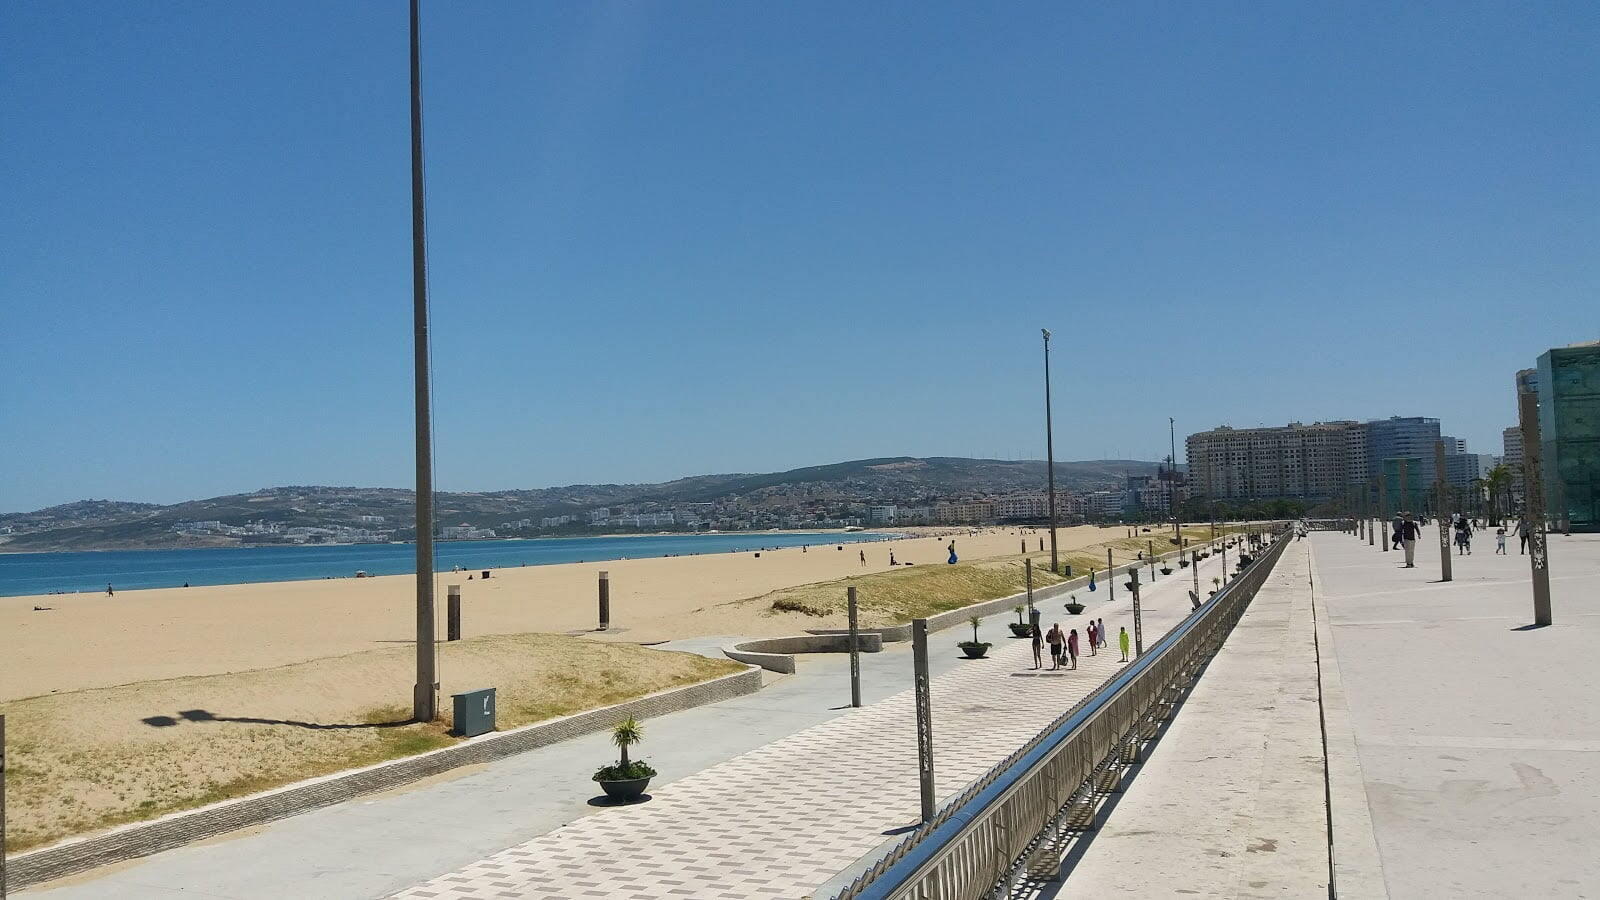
[0,456,1168,552]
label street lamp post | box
[409,0,437,724]
[1042,329,1059,574]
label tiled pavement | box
[393,551,1237,900]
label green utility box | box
[452,687,496,737]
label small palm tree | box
[1013,604,1026,626]
[969,614,982,644]
[612,716,643,768]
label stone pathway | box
[393,552,1237,900]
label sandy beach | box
[0,525,1151,701]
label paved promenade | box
[392,551,1231,900]
[26,549,1236,899]
[1049,539,1338,898]
[1057,528,1599,900]
[1308,528,1600,898]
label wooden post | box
[1435,441,1452,582]
[597,570,611,631]
[847,587,861,708]
[2,713,7,899]
[1519,391,1553,625]
[912,619,936,822]
[1107,548,1115,602]
[447,584,462,641]
[1130,569,1143,657]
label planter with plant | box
[1160,564,1172,575]
[1064,594,1085,615]
[1008,605,1032,637]
[958,615,991,658]
[1179,557,1190,568]
[593,716,656,801]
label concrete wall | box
[8,666,762,890]
[724,633,883,674]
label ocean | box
[0,531,899,597]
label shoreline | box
[0,525,1092,700]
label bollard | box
[447,584,461,641]
[912,619,936,823]
[847,586,861,708]
[597,570,611,631]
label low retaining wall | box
[8,666,762,890]
[725,633,883,674]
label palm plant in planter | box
[593,716,656,801]
[1008,604,1032,637]
[1210,576,1221,597]
[1064,593,1085,615]
[957,614,990,658]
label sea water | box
[0,531,899,597]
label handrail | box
[834,529,1289,900]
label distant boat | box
[844,526,864,532]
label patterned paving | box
[393,554,1232,900]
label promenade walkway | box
[1042,538,1344,898]
[389,551,1235,900]
[25,548,1236,900]
[1050,528,1599,899]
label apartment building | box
[1186,421,1363,501]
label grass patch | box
[0,633,740,854]
[760,526,1235,625]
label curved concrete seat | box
[723,632,883,674]
[804,624,913,643]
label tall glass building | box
[1537,342,1600,531]
[1367,417,1442,489]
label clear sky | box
[2,2,1596,511]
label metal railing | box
[833,530,1291,900]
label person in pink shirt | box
[1066,628,1079,670]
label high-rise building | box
[1503,426,1525,496]
[1444,452,1499,489]
[1536,341,1600,531]
[1366,417,1443,489]
[1186,421,1363,501]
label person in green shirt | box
[1118,626,1130,662]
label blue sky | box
[2,2,1595,511]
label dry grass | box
[756,526,1235,624]
[0,633,741,853]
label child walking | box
[1496,527,1508,554]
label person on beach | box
[1496,526,1508,554]
[889,551,897,566]
[1119,626,1130,662]
[1066,628,1079,670]
[106,583,114,596]
[1454,517,1472,555]
[859,549,866,566]
[1046,623,1064,670]
[947,541,957,565]
[1031,622,1044,669]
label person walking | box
[1046,623,1064,671]
[1066,628,1079,670]
[106,583,114,596]
[1515,517,1528,554]
[1118,626,1130,662]
[1098,618,1108,651]
[1454,517,1472,555]
[1391,515,1404,550]
[1030,621,1044,670]
[859,549,866,566]
[1086,620,1098,656]
[1496,526,1508,554]
[1400,514,1421,567]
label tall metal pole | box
[409,0,438,723]
[1169,417,1181,546]
[2,714,7,900]
[1042,329,1059,574]
[1518,391,1552,625]
[1106,547,1115,602]
[911,619,936,822]
[1435,441,1452,582]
